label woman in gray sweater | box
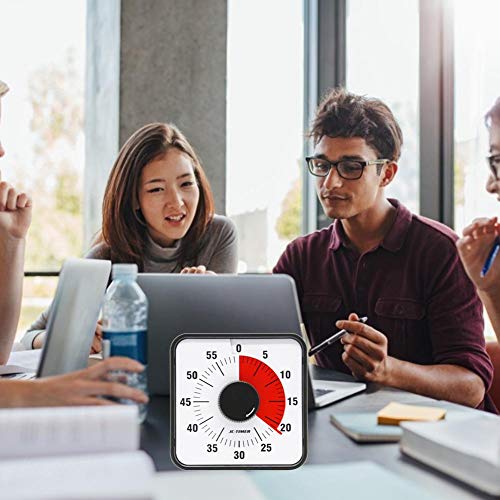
[22,122,238,350]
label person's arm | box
[0,179,32,363]
[456,217,500,341]
[21,243,111,350]
[20,307,50,350]
[339,314,485,407]
[0,357,148,408]
[342,232,494,408]
[31,315,102,352]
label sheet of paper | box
[6,349,42,372]
[153,461,439,500]
[250,461,439,500]
[0,405,139,459]
[0,451,154,500]
[153,471,265,500]
[0,364,35,375]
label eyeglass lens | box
[308,158,364,179]
[488,155,500,179]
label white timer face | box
[171,334,307,469]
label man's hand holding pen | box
[339,312,394,384]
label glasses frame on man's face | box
[305,156,389,181]
[487,154,500,180]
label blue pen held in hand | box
[481,236,500,277]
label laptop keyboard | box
[314,387,335,397]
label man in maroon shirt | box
[274,88,495,411]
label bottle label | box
[102,330,147,364]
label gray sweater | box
[21,215,238,349]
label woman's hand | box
[180,265,216,275]
[90,320,103,354]
[0,173,32,241]
[456,217,500,293]
[26,357,148,407]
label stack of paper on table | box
[377,402,446,425]
[0,349,42,376]
[0,405,154,499]
[400,413,500,496]
[0,452,154,500]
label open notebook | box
[0,405,154,499]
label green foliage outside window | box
[276,177,302,241]
[12,49,84,271]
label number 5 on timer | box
[171,333,307,469]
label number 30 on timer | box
[171,334,307,469]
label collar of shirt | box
[328,198,413,253]
[145,233,181,263]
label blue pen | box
[481,236,500,277]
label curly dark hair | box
[310,87,403,162]
[485,97,500,128]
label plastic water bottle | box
[101,263,148,422]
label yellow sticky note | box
[377,402,446,426]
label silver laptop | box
[7,258,111,379]
[137,273,365,407]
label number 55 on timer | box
[171,333,307,469]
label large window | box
[227,0,304,273]
[0,0,86,339]
[453,0,500,340]
[346,0,420,213]
[453,0,500,233]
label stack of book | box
[400,413,500,496]
[0,405,154,499]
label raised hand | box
[0,171,32,240]
[456,217,500,293]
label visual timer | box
[171,334,307,469]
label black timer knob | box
[219,381,260,422]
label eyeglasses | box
[487,154,500,180]
[306,156,388,180]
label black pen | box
[308,316,368,357]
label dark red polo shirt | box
[273,199,496,412]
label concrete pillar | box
[85,0,121,247]
[85,0,227,247]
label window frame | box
[303,0,455,230]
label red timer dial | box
[239,356,285,434]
